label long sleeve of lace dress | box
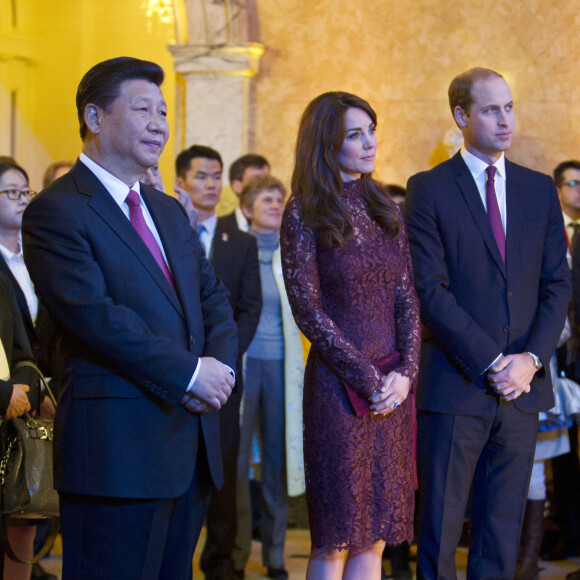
[393,214,421,385]
[281,198,384,399]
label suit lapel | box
[210,220,229,267]
[453,153,507,278]
[141,187,193,321]
[0,254,36,340]
[73,163,184,318]
[504,160,523,279]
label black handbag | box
[0,360,60,564]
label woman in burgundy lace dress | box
[280,92,421,579]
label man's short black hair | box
[554,160,580,188]
[228,154,269,184]
[76,56,164,141]
[175,145,223,178]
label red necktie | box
[125,190,176,291]
[486,166,506,262]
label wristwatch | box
[526,352,543,370]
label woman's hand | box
[6,384,31,419]
[39,395,56,419]
[368,371,410,416]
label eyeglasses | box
[563,180,580,189]
[0,189,36,200]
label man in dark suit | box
[405,68,571,579]
[220,154,270,233]
[21,57,238,580]
[175,144,261,580]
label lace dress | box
[280,179,421,550]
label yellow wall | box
[0,0,176,190]
[252,0,580,187]
[2,0,580,192]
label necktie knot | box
[486,165,497,181]
[126,190,140,207]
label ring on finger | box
[393,401,400,408]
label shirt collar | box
[461,148,506,181]
[0,242,20,262]
[235,205,250,232]
[80,153,141,205]
[199,213,218,236]
[562,212,580,229]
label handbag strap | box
[13,360,57,408]
[0,514,60,564]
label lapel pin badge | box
[222,232,229,242]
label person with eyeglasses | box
[547,160,580,578]
[0,159,57,580]
[554,161,580,266]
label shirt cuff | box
[186,359,235,391]
[484,353,503,373]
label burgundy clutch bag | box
[342,351,401,416]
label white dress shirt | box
[0,242,38,323]
[461,148,507,234]
[235,205,250,232]
[197,213,218,259]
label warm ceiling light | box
[142,0,174,27]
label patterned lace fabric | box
[280,179,421,549]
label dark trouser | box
[550,424,580,553]
[200,389,241,577]
[59,458,212,580]
[416,403,538,580]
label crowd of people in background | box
[1,56,580,580]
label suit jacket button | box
[190,335,195,346]
[507,291,513,298]
[503,326,509,333]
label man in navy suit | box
[22,57,238,580]
[175,144,261,580]
[406,68,571,579]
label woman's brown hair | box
[291,91,400,248]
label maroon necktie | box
[486,166,506,262]
[125,190,176,291]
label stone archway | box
[169,0,264,180]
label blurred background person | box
[42,162,73,190]
[233,174,305,580]
[140,165,165,192]
[385,184,406,208]
[220,154,270,232]
[175,144,262,580]
[0,159,56,580]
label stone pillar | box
[168,43,264,182]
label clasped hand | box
[368,371,410,416]
[487,353,535,401]
[6,383,30,419]
[180,357,234,414]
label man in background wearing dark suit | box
[22,57,238,580]
[406,68,571,579]
[175,144,262,580]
